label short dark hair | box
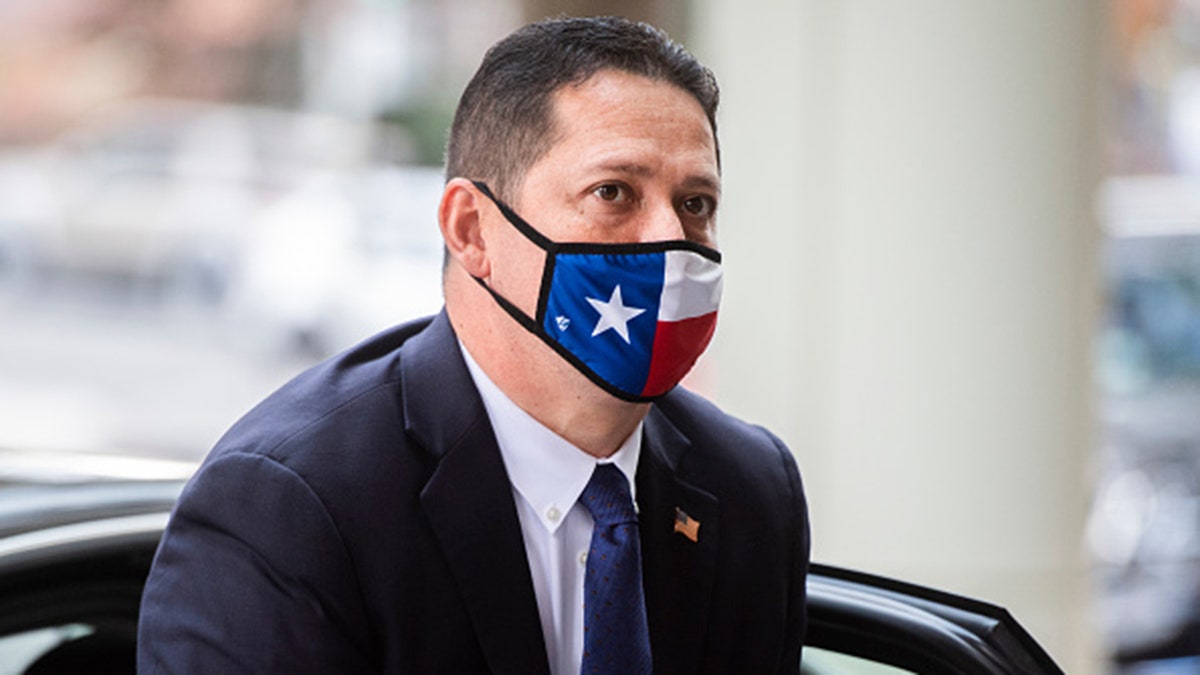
[445,16,720,201]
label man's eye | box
[594,184,625,202]
[681,196,715,217]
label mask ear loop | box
[471,181,555,250]
[470,181,561,326]
[471,273,542,335]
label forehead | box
[536,69,718,180]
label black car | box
[0,462,1062,674]
[0,475,178,673]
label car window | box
[802,646,916,674]
[0,622,134,675]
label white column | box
[692,2,1104,671]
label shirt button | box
[546,506,562,523]
[578,551,588,566]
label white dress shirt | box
[459,343,642,675]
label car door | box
[802,563,1064,675]
[0,479,179,673]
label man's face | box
[484,68,720,316]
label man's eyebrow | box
[589,161,721,194]
[681,174,722,195]
[591,161,653,178]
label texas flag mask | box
[472,182,722,402]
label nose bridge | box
[641,195,684,242]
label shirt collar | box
[458,341,641,534]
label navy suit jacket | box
[138,311,810,673]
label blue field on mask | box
[542,251,665,395]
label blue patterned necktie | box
[579,463,652,674]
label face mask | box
[470,181,722,402]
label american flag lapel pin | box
[673,507,700,543]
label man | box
[139,16,809,674]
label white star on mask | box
[586,285,646,343]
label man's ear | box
[439,178,490,279]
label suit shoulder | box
[651,387,805,504]
[209,315,435,462]
[654,387,789,458]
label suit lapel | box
[399,313,720,674]
[402,312,550,675]
[638,404,720,674]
